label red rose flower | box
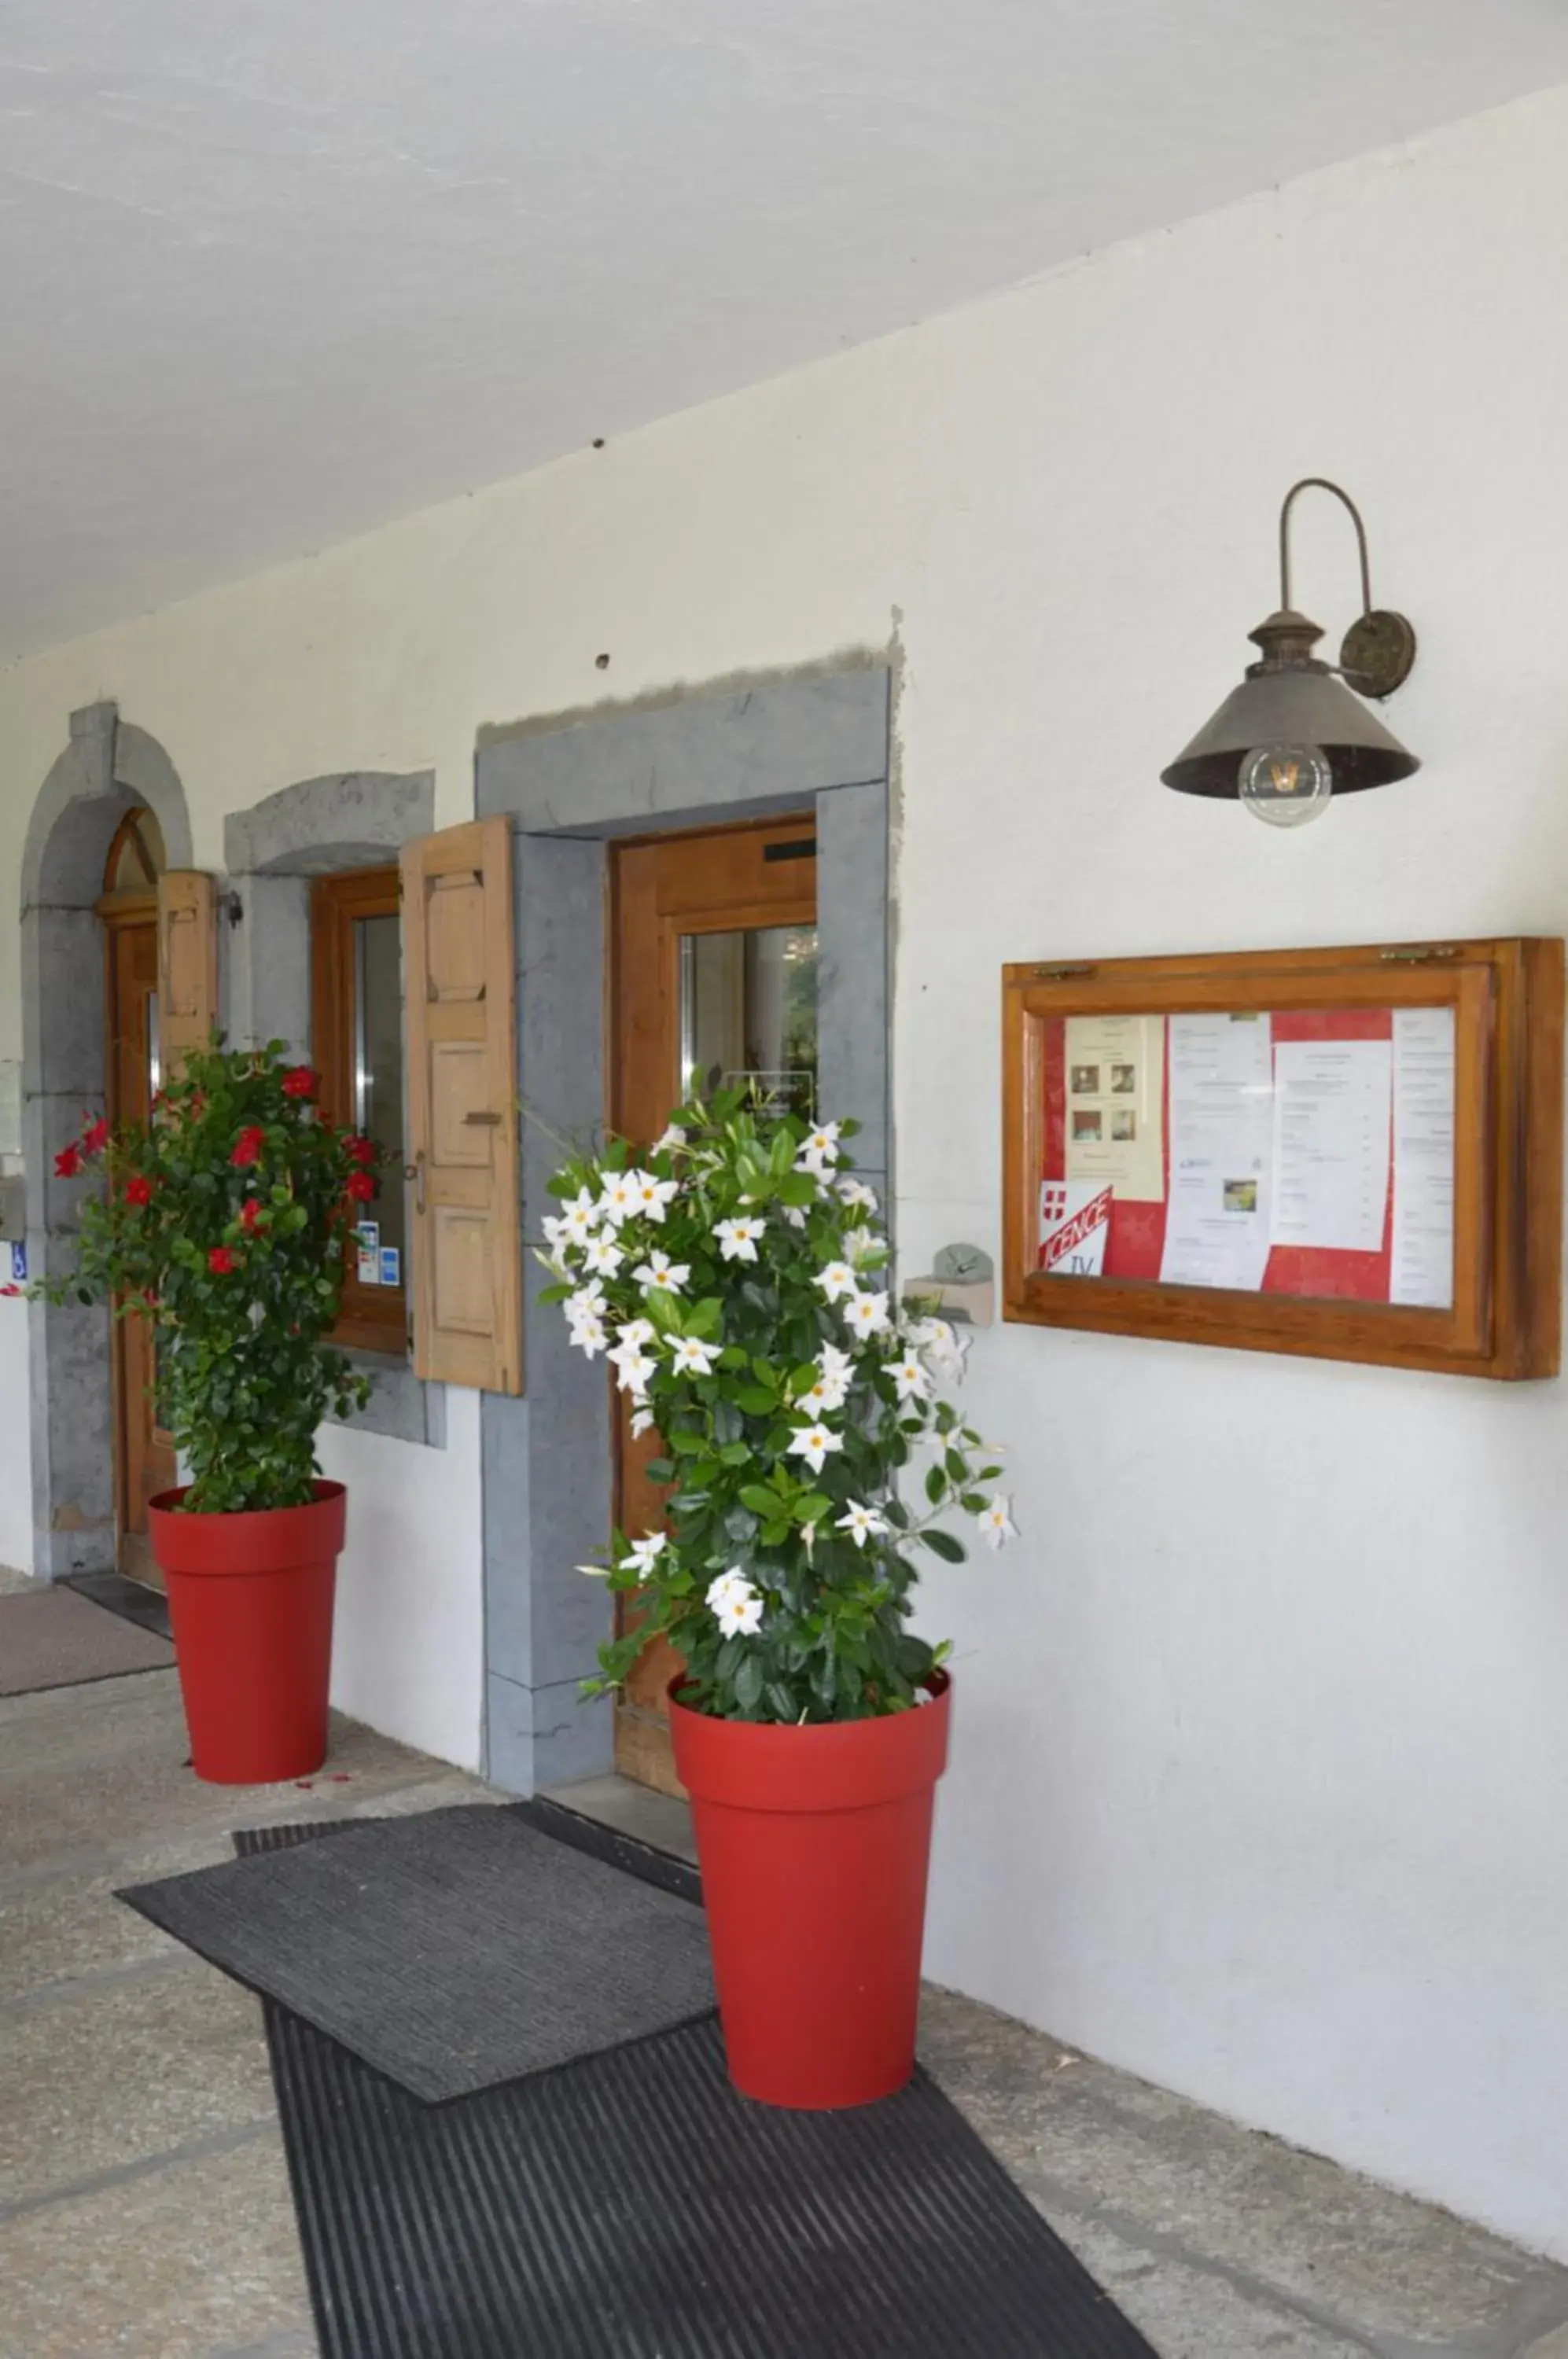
[80,1117,110,1157]
[123,1174,153,1207]
[282,1067,318,1099]
[240,1196,266,1234]
[208,1246,237,1275]
[344,1169,376,1202]
[53,1144,82,1179]
[230,1126,265,1168]
[346,1135,377,1166]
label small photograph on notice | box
[1072,1109,1103,1142]
[1069,1064,1100,1095]
[1110,1108,1136,1142]
[1223,1178,1258,1214]
[1110,1063,1136,1095]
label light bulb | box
[1238,743,1331,828]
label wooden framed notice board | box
[1002,938,1562,1378]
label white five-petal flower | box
[798,1367,849,1415]
[705,1568,750,1610]
[630,1168,679,1224]
[974,1496,1018,1551]
[813,1260,859,1304]
[609,1341,656,1396]
[713,1581,764,1638]
[565,1279,606,1328]
[713,1215,764,1263]
[836,1500,889,1549]
[625,1532,668,1572]
[581,1228,625,1277]
[568,1312,609,1359]
[635,1247,690,1295]
[907,1315,970,1378]
[842,1224,885,1268]
[787,1422,845,1477]
[598,1170,642,1226]
[668,1334,720,1377]
[883,1352,932,1404]
[842,1289,891,1339]
[837,1177,879,1212]
[559,1188,600,1247]
[617,1316,656,1349]
[653,1123,687,1154]
[796,1121,843,1176]
[630,1405,656,1438]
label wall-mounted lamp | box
[1161,477,1419,827]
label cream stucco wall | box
[2,84,1566,2254]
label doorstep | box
[63,1568,173,1642]
[541,1770,699,1865]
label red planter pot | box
[668,1672,951,2110]
[149,1481,346,1786]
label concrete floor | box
[4,1643,1566,2359]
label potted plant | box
[539,1091,1016,2109]
[34,1042,382,1784]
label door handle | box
[463,1110,502,1125]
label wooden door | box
[103,908,177,1587]
[610,815,819,1793]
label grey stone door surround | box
[21,703,195,1575]
[473,664,893,1793]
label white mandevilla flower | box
[787,1421,845,1477]
[883,1351,932,1404]
[625,1532,668,1573]
[598,1170,642,1227]
[713,1579,765,1638]
[609,1341,657,1397]
[540,1212,576,1259]
[630,1168,679,1224]
[781,1202,808,1230]
[630,1405,656,1438]
[842,1224,884,1268]
[559,1188,600,1247]
[796,1120,843,1176]
[617,1316,656,1349]
[705,1568,749,1610]
[713,1215,764,1263]
[581,1228,625,1277]
[635,1247,690,1295]
[567,1312,609,1360]
[836,1500,888,1549]
[668,1334,720,1377]
[908,1315,970,1378]
[842,1289,891,1339]
[653,1123,687,1154]
[837,1177,879,1212]
[974,1496,1018,1551]
[798,1366,848,1415]
[813,1260,859,1304]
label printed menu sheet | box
[1389,1008,1456,1308]
[1268,1039,1392,1253]
[1159,1014,1273,1291]
[1063,1014,1165,1202]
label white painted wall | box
[0,84,1565,2255]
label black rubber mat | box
[122,1801,713,2102]
[243,1824,1158,2359]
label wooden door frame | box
[473,665,893,1797]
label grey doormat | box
[246,1823,1158,2359]
[0,1582,174,1696]
[120,1802,714,2102]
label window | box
[312,868,407,1353]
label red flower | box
[123,1174,153,1207]
[0,1283,20,1298]
[282,1067,318,1099]
[346,1135,377,1166]
[53,1144,82,1179]
[80,1117,110,1157]
[240,1197,266,1235]
[344,1169,376,1202]
[230,1126,265,1168]
[208,1246,237,1275]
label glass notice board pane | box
[1037,1006,1456,1308]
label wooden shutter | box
[155,871,219,1078]
[401,818,522,1393]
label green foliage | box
[41,1041,388,1513]
[539,1090,1014,1726]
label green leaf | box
[924,1463,946,1506]
[793,1492,831,1525]
[764,1680,797,1722]
[921,1529,967,1563]
[734,1654,764,1713]
[716,1441,752,1466]
[734,1387,775,1415]
[739,1484,778,1517]
[642,1457,675,1485]
[666,1428,705,1456]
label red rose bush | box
[43,1041,388,1512]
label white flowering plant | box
[538,1087,1016,1724]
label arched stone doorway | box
[21,701,193,1578]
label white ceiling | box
[6,0,1568,664]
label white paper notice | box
[1159,1014,1274,1291]
[1269,1039,1392,1253]
[1389,1009,1456,1308]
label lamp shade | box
[1162,610,1419,800]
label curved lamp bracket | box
[1278,477,1415,701]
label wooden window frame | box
[312,866,408,1356]
[1002,937,1562,1379]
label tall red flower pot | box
[668,1671,951,2110]
[149,1481,346,1786]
